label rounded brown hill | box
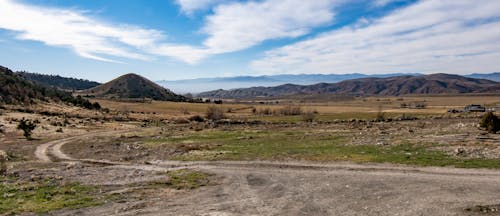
[79,73,186,101]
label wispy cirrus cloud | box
[0,0,166,63]
[251,0,500,75]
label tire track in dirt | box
[36,133,500,215]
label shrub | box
[174,118,190,124]
[302,111,316,122]
[0,151,6,175]
[480,112,500,133]
[0,124,4,134]
[17,118,37,140]
[278,105,302,116]
[375,105,385,122]
[56,128,64,133]
[206,106,225,120]
[92,102,101,110]
[180,107,190,115]
[189,115,205,122]
[257,107,273,116]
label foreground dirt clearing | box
[40,160,500,215]
[30,133,500,215]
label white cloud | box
[168,0,340,61]
[175,0,225,15]
[0,0,166,62]
[0,0,339,64]
[203,0,338,53]
[251,0,500,75]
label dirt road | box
[36,134,500,215]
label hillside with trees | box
[17,71,100,90]
[0,65,100,109]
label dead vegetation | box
[480,112,500,133]
[0,150,6,175]
[206,106,225,120]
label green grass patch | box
[0,177,106,215]
[165,169,211,190]
[146,129,500,169]
[245,112,436,123]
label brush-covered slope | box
[80,73,186,101]
[17,71,100,90]
[198,74,500,99]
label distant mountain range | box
[158,72,500,93]
[467,72,500,82]
[198,74,500,99]
[78,73,187,102]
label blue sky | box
[0,0,499,82]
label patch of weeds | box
[0,176,107,215]
[164,129,500,169]
[165,169,211,190]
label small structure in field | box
[464,104,486,112]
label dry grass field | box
[93,95,500,122]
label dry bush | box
[174,117,190,124]
[180,107,190,115]
[278,105,303,116]
[206,106,225,120]
[375,106,385,122]
[0,151,7,175]
[0,124,4,134]
[302,111,316,122]
[256,107,274,116]
[480,112,500,133]
[189,115,205,122]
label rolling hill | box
[79,73,187,101]
[198,74,500,99]
[157,73,421,93]
[17,71,100,90]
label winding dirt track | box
[36,133,500,215]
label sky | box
[0,0,500,82]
